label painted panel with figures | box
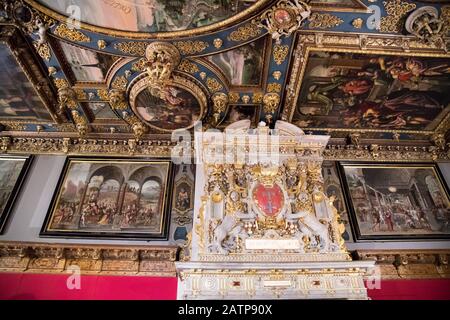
[339,163,450,241]
[41,158,172,239]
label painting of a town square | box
[339,163,450,240]
[41,158,172,239]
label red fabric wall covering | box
[0,273,177,300]
[0,273,449,300]
[366,279,450,300]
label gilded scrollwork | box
[228,23,262,42]
[309,13,344,29]
[379,0,416,33]
[273,44,289,65]
[53,24,91,42]
[174,41,209,55]
[114,41,147,56]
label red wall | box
[0,273,449,300]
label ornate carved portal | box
[176,121,375,300]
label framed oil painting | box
[0,155,33,234]
[338,162,450,241]
[41,157,173,239]
[293,50,450,132]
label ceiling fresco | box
[0,0,448,159]
[36,0,259,33]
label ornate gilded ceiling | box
[0,0,449,159]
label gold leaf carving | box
[206,78,223,93]
[273,45,289,65]
[174,41,209,55]
[267,83,281,93]
[380,0,416,33]
[177,60,199,74]
[309,13,344,29]
[111,76,128,90]
[114,42,147,56]
[54,24,90,42]
[33,42,51,61]
[228,23,262,42]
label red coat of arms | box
[252,183,284,217]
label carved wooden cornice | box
[0,134,449,161]
[0,242,448,280]
[0,242,178,276]
[355,250,450,280]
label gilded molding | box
[53,24,91,42]
[309,13,344,29]
[174,41,209,55]
[0,242,177,276]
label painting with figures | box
[134,86,201,131]
[38,0,256,33]
[338,163,450,240]
[293,51,450,131]
[41,158,172,239]
[0,156,33,233]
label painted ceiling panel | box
[292,51,450,132]
[37,0,257,32]
[58,41,119,83]
[0,44,52,121]
[205,37,266,86]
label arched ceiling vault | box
[0,0,449,159]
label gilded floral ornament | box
[309,13,344,29]
[228,23,262,42]
[352,18,364,29]
[33,42,51,61]
[71,110,88,136]
[53,24,90,42]
[97,89,109,101]
[123,113,147,140]
[131,58,147,72]
[379,0,416,33]
[206,78,223,93]
[111,76,128,90]
[257,0,311,43]
[273,44,289,65]
[263,93,280,114]
[253,92,264,103]
[108,89,128,110]
[97,40,107,50]
[228,92,240,103]
[174,41,209,55]
[114,42,147,56]
[267,83,282,93]
[177,60,199,74]
[212,92,229,123]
